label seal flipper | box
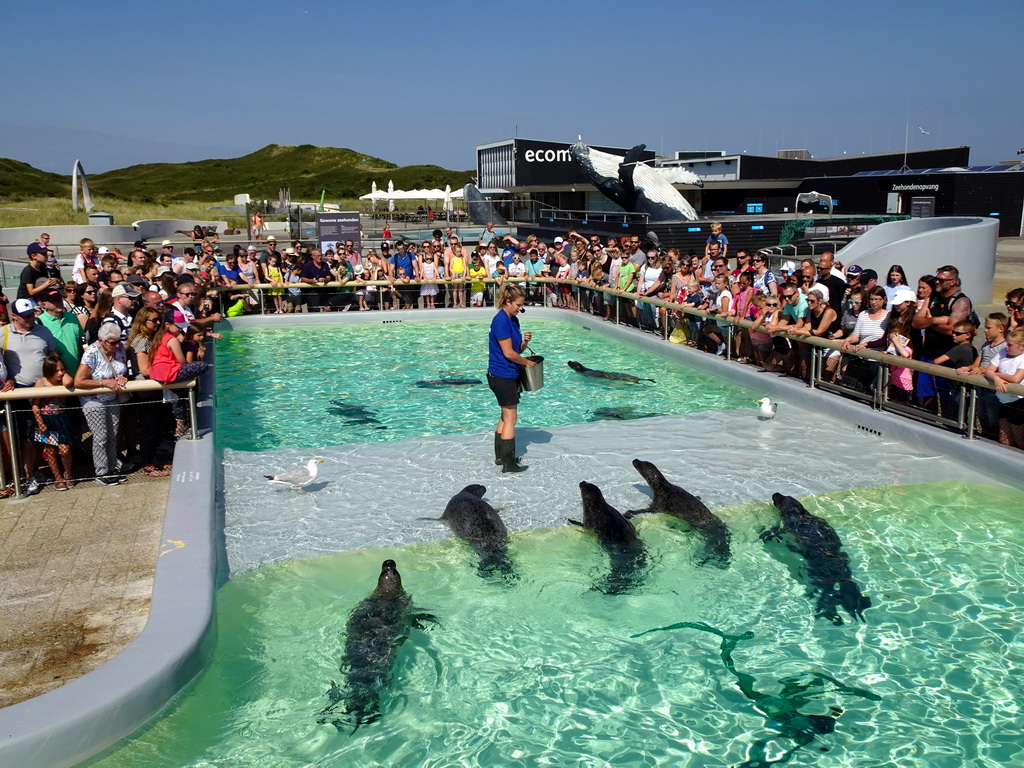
[623,506,654,520]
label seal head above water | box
[421,484,514,579]
[570,481,647,593]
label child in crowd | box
[419,252,439,309]
[747,292,775,367]
[934,322,979,370]
[885,301,916,403]
[984,328,1024,448]
[32,352,76,491]
[182,323,207,363]
[959,313,1008,437]
[265,254,285,314]
[395,267,413,309]
[468,254,488,307]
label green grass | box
[0,198,247,230]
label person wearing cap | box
[2,298,59,495]
[19,243,59,300]
[27,232,53,260]
[161,240,175,259]
[74,323,130,486]
[857,269,878,294]
[37,289,83,374]
[100,283,141,342]
[259,235,279,267]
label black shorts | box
[487,373,521,408]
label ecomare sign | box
[524,148,572,163]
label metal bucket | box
[519,355,545,392]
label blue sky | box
[3,0,1022,175]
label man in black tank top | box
[913,265,973,413]
[915,265,973,360]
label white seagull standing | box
[264,459,323,490]
[755,398,778,421]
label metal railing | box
[0,379,197,498]
[205,278,1023,447]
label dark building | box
[476,139,1023,239]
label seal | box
[761,493,872,625]
[567,360,655,384]
[625,459,731,568]
[632,622,880,767]
[327,400,387,429]
[318,559,438,731]
[590,406,664,421]
[414,378,483,388]
[420,484,515,579]
[569,481,647,593]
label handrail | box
[0,378,196,401]
[205,277,1024,399]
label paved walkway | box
[0,475,168,708]
[0,237,1021,713]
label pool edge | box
[0,370,220,768]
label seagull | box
[755,398,778,421]
[918,125,931,135]
[264,459,323,490]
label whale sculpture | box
[570,141,701,222]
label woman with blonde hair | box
[487,283,536,473]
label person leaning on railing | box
[126,307,171,477]
[984,328,1024,449]
[74,324,130,486]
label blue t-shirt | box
[501,247,517,269]
[390,252,416,278]
[488,309,522,379]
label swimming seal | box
[761,492,872,625]
[625,459,731,568]
[318,559,437,731]
[632,622,881,766]
[327,400,387,429]
[414,378,483,388]
[570,481,647,593]
[590,406,664,421]
[567,360,655,384]
[420,484,515,579]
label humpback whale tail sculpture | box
[71,159,95,213]
[570,141,701,222]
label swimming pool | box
[46,311,1024,767]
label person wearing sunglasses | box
[1005,287,1024,332]
[168,281,221,330]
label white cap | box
[97,246,110,255]
[891,287,917,305]
[161,239,173,247]
[781,261,796,273]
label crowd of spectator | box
[5,226,1021,496]
[1,234,215,495]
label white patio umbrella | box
[443,184,452,213]
[371,180,378,210]
[387,179,394,195]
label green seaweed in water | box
[632,621,881,767]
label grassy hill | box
[0,144,475,203]
[0,158,70,199]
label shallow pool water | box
[87,482,1024,768]
[214,319,759,452]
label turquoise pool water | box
[214,319,760,452]
[87,482,1024,768]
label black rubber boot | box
[499,438,528,473]
[494,432,502,465]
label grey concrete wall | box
[0,372,218,768]
[0,225,140,263]
[835,216,998,303]
[131,220,229,240]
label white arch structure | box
[71,159,95,213]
